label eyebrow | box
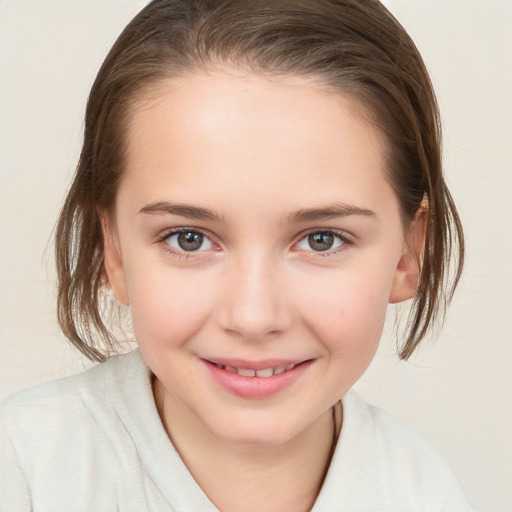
[138,201,223,222]
[287,203,376,223]
[139,201,375,224]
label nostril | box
[215,273,294,340]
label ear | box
[389,204,427,304]
[99,211,129,305]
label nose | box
[217,255,293,341]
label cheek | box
[296,265,394,352]
[125,262,218,348]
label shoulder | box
[0,349,151,510]
[0,349,148,446]
[2,351,124,454]
[318,390,475,511]
[1,349,139,421]
[1,350,147,460]
[344,390,449,465]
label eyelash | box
[156,227,353,259]
[156,227,216,259]
[295,229,353,257]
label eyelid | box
[157,226,193,240]
[154,226,354,258]
[156,226,219,255]
[293,228,354,254]
[297,227,354,240]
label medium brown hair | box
[55,0,464,362]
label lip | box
[205,357,302,371]
[202,358,313,399]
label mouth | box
[209,361,301,378]
[203,358,313,398]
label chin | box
[210,416,301,447]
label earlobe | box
[389,205,427,304]
[99,211,129,305]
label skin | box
[102,71,423,511]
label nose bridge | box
[218,250,292,340]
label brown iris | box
[177,231,204,251]
[308,232,335,251]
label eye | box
[165,229,214,253]
[297,231,345,252]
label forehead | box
[119,71,396,218]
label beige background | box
[1,1,511,510]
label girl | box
[1,0,474,510]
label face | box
[103,72,420,446]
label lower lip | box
[203,360,312,399]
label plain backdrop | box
[0,1,511,511]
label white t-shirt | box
[0,349,474,511]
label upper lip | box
[202,357,310,371]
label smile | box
[204,359,312,398]
[212,363,297,378]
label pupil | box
[309,232,334,251]
[178,232,203,251]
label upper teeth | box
[215,363,296,378]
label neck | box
[153,378,341,512]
